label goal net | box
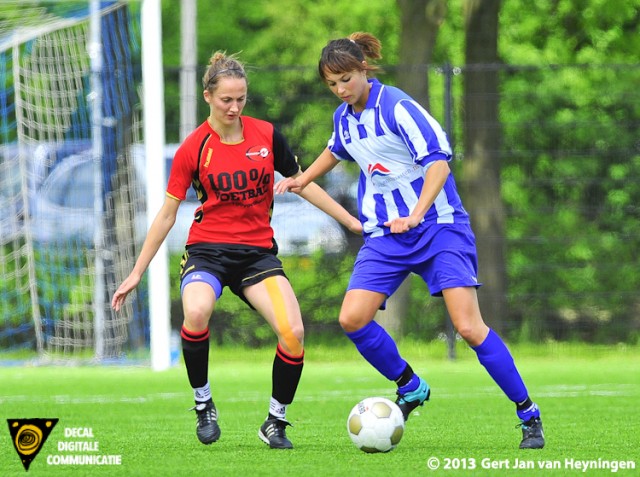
[0,1,149,363]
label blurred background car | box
[271,190,347,256]
[31,144,196,252]
[31,151,97,244]
[270,173,348,256]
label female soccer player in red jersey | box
[112,51,361,449]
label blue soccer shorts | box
[347,223,482,300]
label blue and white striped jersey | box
[328,78,469,238]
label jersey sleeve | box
[327,104,355,162]
[273,128,300,177]
[166,142,195,201]
[392,98,453,164]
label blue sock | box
[397,374,421,395]
[472,329,528,403]
[345,321,407,381]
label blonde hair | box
[318,32,382,80]
[202,51,247,91]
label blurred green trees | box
[159,0,640,345]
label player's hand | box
[111,273,141,311]
[384,216,420,234]
[274,177,303,194]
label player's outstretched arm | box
[275,148,362,234]
[300,181,362,234]
[275,147,336,194]
[278,148,360,233]
[111,196,180,311]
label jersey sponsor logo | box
[367,163,391,178]
[206,167,271,204]
[245,145,271,162]
[368,163,423,193]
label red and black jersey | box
[166,116,300,249]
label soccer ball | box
[347,397,405,453]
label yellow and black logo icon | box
[7,418,58,471]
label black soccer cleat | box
[258,418,293,449]
[395,377,431,421]
[190,401,221,444]
[518,416,545,449]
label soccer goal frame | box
[0,0,170,369]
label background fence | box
[185,61,640,348]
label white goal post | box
[141,0,170,371]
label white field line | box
[0,383,637,406]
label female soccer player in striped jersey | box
[276,32,544,449]
[112,51,361,449]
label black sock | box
[181,326,210,389]
[395,363,414,388]
[272,344,304,405]
[516,397,533,411]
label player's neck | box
[208,117,244,143]
[352,82,372,113]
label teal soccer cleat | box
[395,377,431,421]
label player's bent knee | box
[288,321,304,342]
[456,325,485,346]
[338,315,360,333]
[278,321,304,356]
[182,308,211,332]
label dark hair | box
[202,51,247,91]
[318,32,382,81]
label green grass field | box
[1,342,638,476]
